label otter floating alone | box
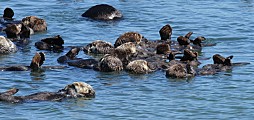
[0,82,95,103]
[82,4,123,20]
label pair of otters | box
[0,52,95,103]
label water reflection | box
[30,70,46,81]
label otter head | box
[181,49,198,61]
[3,8,14,20]
[59,82,95,98]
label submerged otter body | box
[82,4,122,20]
[0,82,95,103]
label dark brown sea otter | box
[177,32,193,46]
[0,82,95,103]
[213,54,233,66]
[35,35,64,52]
[81,4,122,20]
[159,24,172,40]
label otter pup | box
[96,54,123,72]
[159,24,172,40]
[35,35,64,52]
[0,82,95,103]
[22,16,47,32]
[81,4,122,20]
[83,40,114,54]
[3,8,14,20]
[126,60,156,74]
[114,32,142,48]
[0,36,17,54]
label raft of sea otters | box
[0,4,249,103]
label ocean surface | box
[0,0,254,119]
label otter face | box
[60,82,95,98]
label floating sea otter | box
[0,52,65,71]
[166,63,196,78]
[35,35,64,52]
[0,82,95,103]
[82,4,123,20]
[83,40,114,54]
[95,54,123,72]
[22,16,47,32]
[198,54,249,75]
[126,59,156,74]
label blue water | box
[0,0,254,119]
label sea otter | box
[83,40,114,54]
[81,4,122,20]
[156,43,171,54]
[22,16,47,32]
[114,42,137,66]
[165,63,196,78]
[35,35,64,52]
[159,24,172,40]
[0,36,17,54]
[95,54,123,72]
[0,82,95,103]
[213,54,233,66]
[114,32,143,48]
[0,52,65,71]
[126,59,156,74]
[177,32,193,46]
